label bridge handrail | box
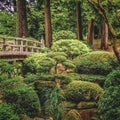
[0,36,42,53]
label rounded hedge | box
[53,30,76,41]
[51,39,90,59]
[74,51,118,75]
[4,83,41,117]
[65,81,103,103]
[98,68,120,120]
[0,103,19,120]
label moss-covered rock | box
[74,51,118,75]
[65,81,103,103]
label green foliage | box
[98,68,120,120]
[0,103,19,120]
[51,1,76,33]
[23,53,46,74]
[64,109,82,120]
[0,11,16,36]
[27,6,44,39]
[104,68,120,88]
[53,30,76,41]
[65,81,103,103]
[4,83,41,117]
[45,87,64,120]
[0,60,15,81]
[74,51,118,75]
[52,39,90,59]
[23,52,75,76]
[0,76,24,90]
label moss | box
[77,102,96,109]
[61,101,77,109]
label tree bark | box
[101,21,108,50]
[88,19,94,46]
[17,0,28,37]
[45,0,52,48]
[76,1,83,40]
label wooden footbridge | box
[0,36,44,61]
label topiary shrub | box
[4,83,41,117]
[98,68,120,120]
[51,39,90,59]
[65,81,103,103]
[64,109,82,120]
[53,30,76,41]
[0,103,19,120]
[74,51,118,75]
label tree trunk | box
[88,19,94,47]
[76,1,83,40]
[17,0,28,37]
[101,21,108,50]
[45,0,52,48]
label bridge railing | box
[0,36,43,53]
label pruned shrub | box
[53,30,76,41]
[74,51,118,75]
[51,39,90,59]
[4,83,41,117]
[65,81,103,103]
[98,68,120,120]
[0,103,19,120]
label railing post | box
[25,40,28,52]
[20,40,23,52]
[3,37,7,51]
